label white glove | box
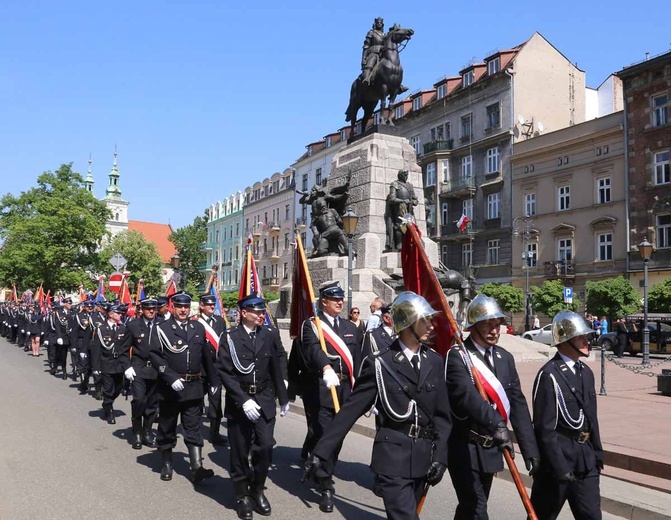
[242,399,262,422]
[79,352,87,359]
[280,403,290,417]
[21,329,25,334]
[370,405,379,416]
[323,367,340,388]
[43,341,49,346]
[210,386,218,395]
[56,338,63,345]
[92,371,101,376]
[26,331,31,336]
[171,379,185,392]
[284,379,289,389]
[124,367,136,381]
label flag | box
[36,285,44,311]
[401,222,457,357]
[11,285,18,303]
[209,284,222,316]
[289,234,316,338]
[119,276,132,306]
[78,285,87,303]
[95,275,106,302]
[238,241,272,326]
[457,214,471,232]
[135,279,146,307]
[165,279,177,313]
[45,290,51,309]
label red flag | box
[457,214,471,232]
[11,284,18,303]
[238,241,273,326]
[36,285,44,311]
[119,276,132,305]
[289,234,316,338]
[165,279,177,313]
[400,222,456,357]
[78,285,87,303]
[45,290,51,309]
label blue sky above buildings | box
[1,0,668,229]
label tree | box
[220,291,240,309]
[169,209,208,295]
[530,280,581,318]
[0,163,110,292]
[98,230,165,296]
[648,278,671,313]
[585,276,641,322]
[479,283,524,314]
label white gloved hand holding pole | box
[280,403,290,417]
[171,378,185,392]
[242,399,262,422]
[124,367,136,381]
[323,367,340,388]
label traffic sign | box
[108,273,123,294]
[563,286,573,304]
[109,253,127,272]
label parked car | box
[598,314,671,356]
[522,324,554,345]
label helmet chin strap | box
[409,322,422,343]
[568,337,590,358]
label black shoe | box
[78,386,88,395]
[236,496,254,520]
[188,445,214,483]
[252,489,271,516]
[61,369,68,380]
[142,432,157,448]
[319,490,334,513]
[209,432,228,446]
[107,409,116,425]
[160,450,173,481]
[132,433,143,450]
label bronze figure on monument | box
[385,170,418,251]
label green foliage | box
[220,291,240,309]
[264,290,280,302]
[169,209,208,292]
[0,163,110,292]
[530,280,580,318]
[649,278,671,313]
[98,230,165,296]
[479,283,524,314]
[585,276,640,321]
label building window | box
[657,214,671,248]
[487,192,500,220]
[525,193,536,216]
[461,155,472,178]
[326,136,332,147]
[315,167,322,186]
[441,245,448,265]
[597,232,613,261]
[283,262,289,279]
[307,146,313,157]
[410,135,422,156]
[461,114,473,140]
[413,97,422,111]
[284,233,289,249]
[445,122,451,140]
[215,230,220,243]
[301,205,308,220]
[441,160,449,183]
[462,70,474,87]
[597,177,611,204]
[340,129,347,141]
[236,223,239,236]
[373,112,382,125]
[214,250,219,262]
[235,245,239,260]
[463,198,473,221]
[558,185,570,211]
[526,242,537,267]
[653,94,669,127]
[441,202,448,226]
[486,103,500,129]
[462,242,472,267]
[431,125,445,141]
[437,84,446,99]
[558,238,573,262]
[395,105,404,119]
[487,239,500,265]
[301,174,308,190]
[301,232,306,246]
[654,151,670,185]
[426,163,436,186]
[486,147,500,174]
[285,204,290,220]
[487,57,501,75]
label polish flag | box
[457,214,471,232]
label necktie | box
[575,362,582,377]
[333,317,340,334]
[249,331,256,342]
[485,349,495,373]
[411,354,420,378]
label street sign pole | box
[109,253,127,273]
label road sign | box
[563,286,573,304]
[109,253,127,272]
[108,273,123,294]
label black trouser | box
[55,344,69,369]
[616,335,627,357]
[156,398,204,450]
[206,384,223,420]
[131,376,159,420]
[448,463,494,520]
[102,372,124,406]
[308,402,345,491]
[228,413,276,484]
[531,467,602,520]
[47,342,57,364]
[377,474,425,520]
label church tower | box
[103,149,130,239]
[84,154,94,193]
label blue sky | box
[1,0,669,229]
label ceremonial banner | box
[165,279,177,313]
[238,235,272,326]
[289,236,314,338]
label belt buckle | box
[577,431,589,444]
[408,424,420,439]
[482,436,494,448]
[113,352,119,359]
[146,361,152,368]
[248,384,257,395]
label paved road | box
[0,338,624,519]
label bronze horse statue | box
[345,24,414,135]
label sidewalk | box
[280,329,671,519]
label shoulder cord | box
[227,333,255,374]
[444,346,486,421]
[374,357,417,424]
[96,326,115,351]
[156,327,188,354]
[549,373,585,430]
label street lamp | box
[639,239,654,365]
[171,253,186,291]
[513,217,535,332]
[342,209,359,313]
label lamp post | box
[342,209,359,314]
[513,217,535,332]
[639,239,654,365]
[171,253,186,291]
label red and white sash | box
[462,349,511,423]
[197,317,220,352]
[311,318,355,389]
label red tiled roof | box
[128,220,177,264]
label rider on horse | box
[361,17,386,85]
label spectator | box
[365,298,383,332]
[593,317,601,337]
[533,315,540,329]
[348,307,366,336]
[599,316,609,336]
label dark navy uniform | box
[51,304,72,379]
[530,354,603,519]
[70,308,95,393]
[361,322,395,363]
[91,317,128,423]
[445,337,539,519]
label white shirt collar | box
[243,324,257,336]
[322,313,338,327]
[558,351,580,373]
[398,338,420,365]
[472,339,494,358]
[383,325,394,337]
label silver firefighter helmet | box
[551,310,593,346]
[465,294,506,330]
[391,291,440,334]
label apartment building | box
[617,50,671,288]
[393,32,587,285]
[242,169,295,293]
[205,192,245,292]
[510,111,626,311]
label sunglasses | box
[351,311,360,314]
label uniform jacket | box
[300,312,363,410]
[27,311,43,335]
[217,324,289,421]
[91,321,128,374]
[52,308,72,346]
[70,311,94,353]
[361,325,395,367]
[149,317,217,402]
[193,313,227,385]
[445,337,539,473]
[118,318,160,380]
[313,339,452,479]
[533,353,603,477]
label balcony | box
[423,139,454,154]
[270,249,280,261]
[262,277,280,288]
[440,176,476,199]
[441,221,477,241]
[296,217,308,229]
[200,242,213,252]
[544,261,575,279]
[268,221,280,235]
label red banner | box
[289,234,315,338]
